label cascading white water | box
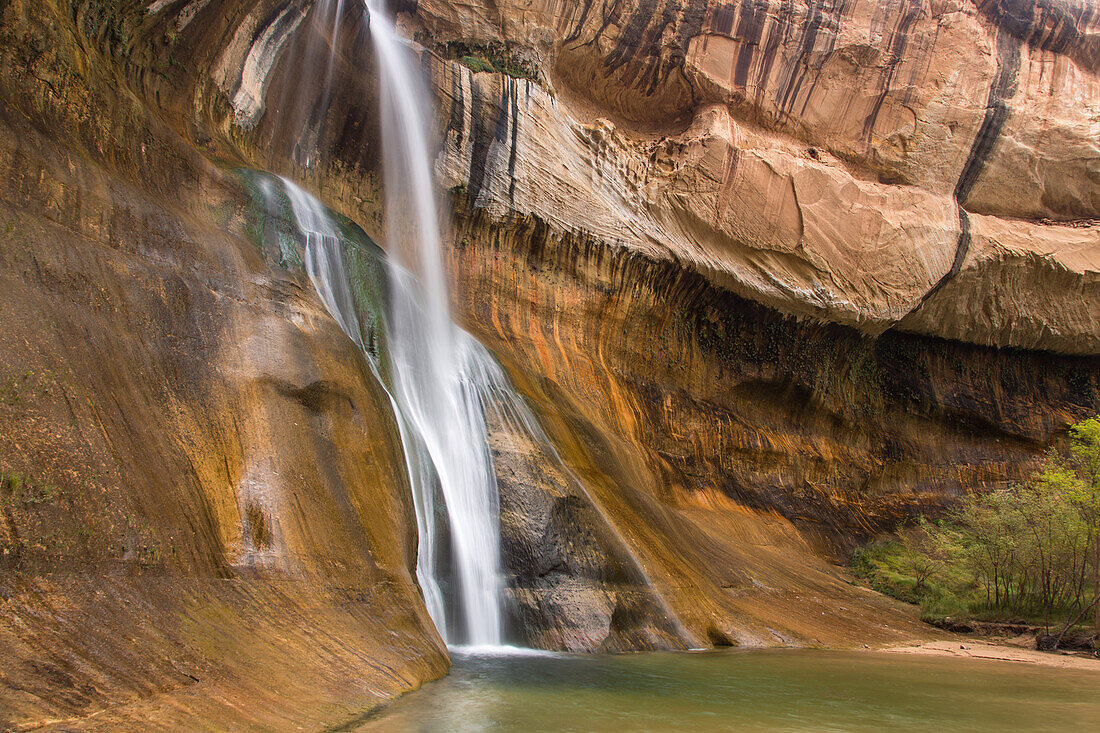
[365,0,504,646]
[281,172,504,646]
[279,0,505,647]
[276,175,695,649]
[282,179,364,350]
[280,176,451,638]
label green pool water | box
[352,647,1100,732]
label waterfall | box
[279,176,450,640]
[260,0,700,652]
[364,0,504,648]
[275,175,696,650]
[273,0,505,647]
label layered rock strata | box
[416,0,1099,352]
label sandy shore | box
[881,639,1100,672]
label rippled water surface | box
[353,647,1100,732]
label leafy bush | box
[460,55,496,74]
[850,525,972,621]
[851,417,1100,645]
[433,40,540,82]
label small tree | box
[1065,418,1100,633]
[922,416,1100,643]
[902,518,942,593]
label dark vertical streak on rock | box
[906,29,1021,314]
[606,0,661,75]
[712,3,738,34]
[638,7,676,95]
[733,0,767,88]
[494,76,512,147]
[446,65,465,144]
[466,80,491,205]
[590,0,629,51]
[565,0,599,44]
[775,1,823,111]
[776,0,847,116]
[662,0,707,105]
[507,79,520,205]
[955,30,1020,207]
[754,0,794,106]
[483,76,513,206]
[913,208,972,309]
[600,0,707,99]
[796,0,850,117]
[673,0,708,71]
[977,0,1099,69]
[251,1,297,47]
[861,0,925,144]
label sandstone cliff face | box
[416,0,1099,352]
[0,2,445,729]
[0,0,1098,724]
[448,200,1096,650]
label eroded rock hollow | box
[0,0,1096,728]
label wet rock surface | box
[490,414,692,651]
[0,2,445,729]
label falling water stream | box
[277,172,695,650]
[272,0,506,647]
[362,0,504,648]
[280,178,504,648]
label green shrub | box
[460,55,496,74]
[850,416,1100,645]
[435,41,540,82]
